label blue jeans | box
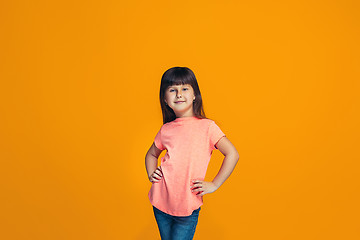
[153,206,201,240]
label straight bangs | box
[163,70,193,88]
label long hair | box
[159,67,207,124]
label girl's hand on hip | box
[149,166,163,183]
[191,180,218,196]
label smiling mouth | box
[175,101,185,103]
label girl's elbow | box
[225,150,239,161]
[233,150,240,161]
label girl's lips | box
[175,101,185,103]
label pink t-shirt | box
[148,116,226,216]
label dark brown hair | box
[159,67,207,124]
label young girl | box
[145,67,239,240]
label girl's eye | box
[168,87,188,92]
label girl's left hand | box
[190,180,218,196]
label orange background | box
[1,0,359,239]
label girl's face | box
[164,84,196,118]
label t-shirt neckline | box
[174,116,198,122]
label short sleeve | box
[154,127,165,151]
[209,121,226,151]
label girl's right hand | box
[149,166,163,183]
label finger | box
[191,183,202,188]
[155,169,163,177]
[192,187,203,192]
[153,172,162,178]
[192,180,202,184]
[198,191,206,196]
[152,174,161,180]
[154,170,162,176]
[152,172,161,179]
[191,187,202,191]
[151,177,159,183]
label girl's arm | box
[145,142,163,183]
[191,136,239,196]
